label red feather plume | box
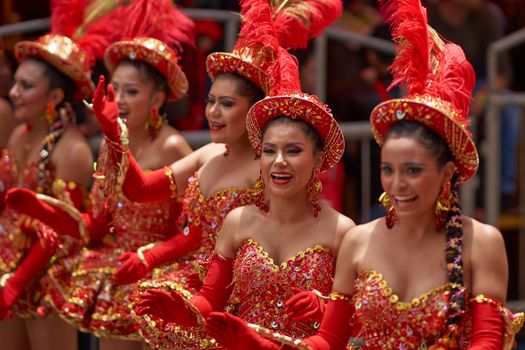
[271,0,343,49]
[121,0,195,52]
[50,0,125,67]
[50,0,89,37]
[236,0,279,52]
[381,0,475,120]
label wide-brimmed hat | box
[105,37,188,101]
[370,0,478,182]
[15,35,95,100]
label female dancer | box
[134,0,353,348]
[203,0,524,349]
[0,1,113,347]
[6,1,194,348]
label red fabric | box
[468,300,504,350]
[0,241,56,320]
[135,288,201,326]
[303,297,354,350]
[114,223,202,284]
[285,287,326,322]
[206,312,280,350]
[92,75,121,144]
[5,188,110,242]
[319,163,345,212]
[121,153,173,203]
[0,190,6,213]
[135,254,233,326]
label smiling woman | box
[132,0,355,345]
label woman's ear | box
[48,88,65,106]
[443,161,456,182]
[151,90,167,110]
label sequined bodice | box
[0,149,55,194]
[352,270,452,350]
[229,239,336,338]
[182,174,257,259]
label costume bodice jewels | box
[0,149,55,195]
[229,239,335,338]
[351,270,453,350]
[181,174,257,259]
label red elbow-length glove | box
[6,188,110,242]
[92,75,121,145]
[206,312,280,350]
[0,238,56,320]
[121,153,177,203]
[114,222,202,284]
[468,296,504,350]
[92,75,178,203]
[135,253,233,326]
[286,287,326,323]
[303,294,354,350]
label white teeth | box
[272,174,292,179]
[394,195,416,202]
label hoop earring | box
[379,192,397,229]
[146,107,164,139]
[306,167,322,217]
[435,180,452,231]
[253,172,269,213]
[44,102,58,125]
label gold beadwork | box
[164,166,177,199]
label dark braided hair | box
[384,121,466,338]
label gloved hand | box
[303,294,354,350]
[114,251,150,285]
[135,253,234,326]
[135,289,201,326]
[286,287,326,322]
[92,75,120,144]
[6,188,111,242]
[206,312,280,350]
[114,224,202,285]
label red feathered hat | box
[246,0,344,172]
[104,0,194,101]
[14,0,124,100]
[370,0,478,183]
[206,0,281,94]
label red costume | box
[134,0,346,347]
[256,0,524,349]
[0,0,121,319]
[4,0,195,339]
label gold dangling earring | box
[146,107,164,139]
[379,192,397,229]
[306,167,322,217]
[253,171,269,213]
[435,180,452,231]
[44,102,57,125]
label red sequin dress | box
[45,147,180,340]
[136,175,257,349]
[229,239,335,336]
[350,270,471,349]
[0,149,84,317]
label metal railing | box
[485,27,525,299]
